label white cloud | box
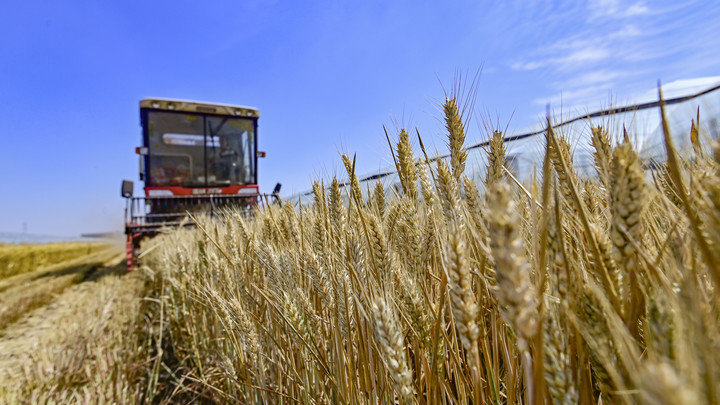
[502,0,719,124]
[532,84,615,107]
[609,24,642,40]
[588,0,650,20]
[561,48,611,66]
[512,48,610,71]
[559,69,625,88]
[510,21,646,73]
[625,4,651,17]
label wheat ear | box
[591,126,613,187]
[372,181,386,217]
[435,159,462,223]
[485,130,506,186]
[371,296,415,404]
[639,361,699,405]
[396,129,418,201]
[342,154,363,205]
[487,182,539,340]
[446,224,480,351]
[444,97,467,181]
[543,307,577,405]
[609,138,646,333]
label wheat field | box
[130,90,720,404]
[4,90,717,404]
[0,242,111,280]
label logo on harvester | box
[192,188,224,195]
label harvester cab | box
[121,98,277,269]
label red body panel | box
[144,184,259,196]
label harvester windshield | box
[145,110,256,187]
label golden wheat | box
[123,89,720,405]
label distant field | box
[0,231,105,245]
[0,241,112,280]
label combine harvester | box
[121,98,280,269]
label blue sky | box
[1,0,719,236]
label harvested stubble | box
[0,245,122,330]
[141,94,720,404]
[0,255,149,404]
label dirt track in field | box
[0,250,126,384]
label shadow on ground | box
[32,256,127,283]
[83,261,128,282]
